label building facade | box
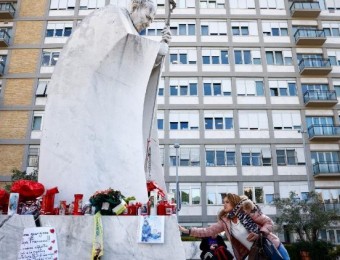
[0,0,339,243]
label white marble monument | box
[38,3,166,204]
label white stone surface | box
[0,215,36,260]
[38,6,165,204]
[0,215,186,260]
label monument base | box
[0,215,186,260]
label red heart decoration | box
[51,240,55,243]
[50,229,55,233]
[48,246,52,250]
[54,250,58,253]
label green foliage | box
[329,245,340,258]
[4,168,38,192]
[273,191,337,242]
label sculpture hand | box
[161,26,172,44]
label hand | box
[161,26,172,44]
[178,225,189,234]
[247,232,259,242]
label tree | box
[273,191,337,242]
[4,168,38,192]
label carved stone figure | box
[38,0,170,203]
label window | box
[169,183,201,205]
[79,0,105,9]
[229,0,255,9]
[262,21,288,36]
[205,147,236,166]
[232,26,249,36]
[311,151,340,173]
[301,83,328,94]
[46,22,73,37]
[27,145,40,167]
[327,50,340,66]
[269,80,297,96]
[169,111,199,130]
[266,50,292,65]
[234,49,261,65]
[236,79,264,96]
[169,49,197,64]
[316,189,340,204]
[36,80,49,97]
[238,110,268,130]
[204,114,233,130]
[207,184,238,205]
[200,21,227,36]
[323,22,340,37]
[276,148,298,166]
[169,146,200,166]
[50,0,76,10]
[169,22,196,36]
[176,0,196,9]
[41,50,60,66]
[169,78,198,96]
[244,184,275,204]
[200,0,225,9]
[32,112,43,131]
[202,49,229,64]
[203,79,231,96]
[279,182,309,199]
[259,0,285,9]
[241,147,272,166]
[324,0,340,11]
[272,110,301,130]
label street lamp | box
[299,128,312,192]
[174,143,180,219]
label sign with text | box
[18,227,59,260]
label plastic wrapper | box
[18,200,40,215]
[11,180,45,200]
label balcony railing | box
[298,58,332,75]
[308,124,340,140]
[290,1,321,17]
[313,161,340,176]
[323,203,340,214]
[303,90,338,106]
[294,29,326,45]
[0,3,15,19]
[0,30,10,47]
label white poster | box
[18,227,59,260]
[137,216,165,244]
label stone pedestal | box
[0,215,186,260]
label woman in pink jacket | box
[179,193,290,260]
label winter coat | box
[190,200,281,260]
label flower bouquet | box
[89,188,126,215]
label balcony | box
[294,29,326,45]
[313,162,340,177]
[323,203,340,215]
[308,124,340,141]
[303,90,338,107]
[0,3,15,19]
[0,30,10,47]
[298,58,332,75]
[290,1,321,18]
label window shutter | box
[296,148,306,163]
[36,81,48,96]
[272,112,282,128]
[258,112,268,129]
[188,49,197,62]
[222,80,231,92]
[218,22,227,35]
[190,113,199,128]
[191,148,200,162]
[187,0,195,8]
[262,148,272,158]
[50,0,59,9]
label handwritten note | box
[18,227,59,260]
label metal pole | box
[174,143,180,219]
[300,128,311,192]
